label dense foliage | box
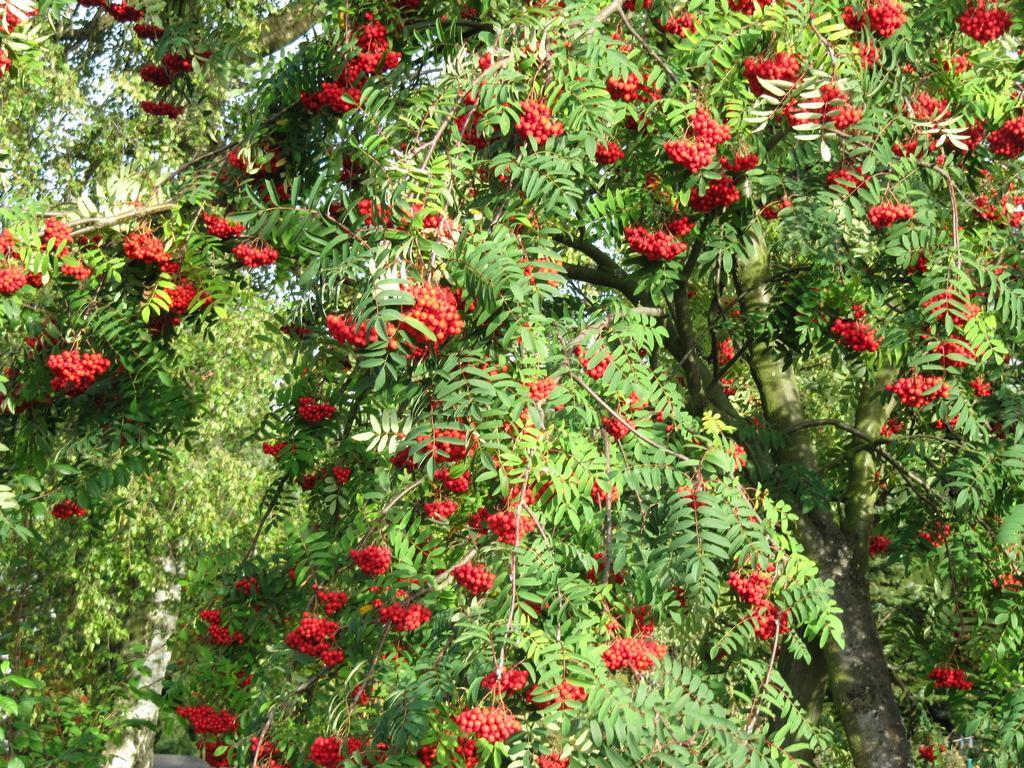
[2,0,1024,767]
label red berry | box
[350,545,392,575]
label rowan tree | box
[2,0,1024,767]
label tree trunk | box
[725,232,912,768]
[106,556,181,768]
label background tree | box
[2,1,1024,768]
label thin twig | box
[616,8,679,84]
[745,617,782,733]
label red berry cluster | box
[601,415,633,440]
[302,14,400,115]
[576,345,611,379]
[134,23,163,40]
[417,744,438,767]
[526,377,557,402]
[199,740,230,767]
[262,440,290,458]
[868,202,915,229]
[933,337,976,368]
[728,0,775,12]
[285,613,344,664]
[880,418,905,437]
[202,213,246,239]
[586,551,625,584]
[928,667,972,690]
[393,428,473,470]
[528,680,589,709]
[827,167,869,192]
[845,0,907,37]
[51,499,88,519]
[721,153,760,172]
[689,176,741,212]
[122,231,171,267]
[886,375,950,408]
[663,137,715,174]
[452,561,495,595]
[602,636,667,673]
[308,736,343,768]
[664,108,732,173]
[140,100,185,118]
[455,101,490,150]
[595,141,625,165]
[590,481,619,506]
[43,217,73,256]
[453,706,521,743]
[486,509,537,544]
[970,376,992,397]
[235,576,259,596]
[974,189,1024,227]
[0,264,28,295]
[869,534,891,557]
[989,115,1024,157]
[399,283,465,356]
[301,82,362,113]
[106,2,145,22]
[994,572,1022,591]
[424,498,458,520]
[435,468,471,493]
[922,291,981,326]
[516,100,564,146]
[249,737,288,768]
[728,568,772,606]
[332,465,352,484]
[728,568,791,640]
[481,667,529,694]
[175,705,239,735]
[454,737,478,767]
[232,243,279,267]
[327,314,378,347]
[1,1,36,34]
[743,52,801,96]
[297,396,336,423]
[139,53,197,87]
[378,601,432,631]
[536,754,569,768]
[920,521,951,547]
[959,0,1011,42]
[624,226,687,261]
[314,586,349,615]
[351,545,392,575]
[717,337,736,365]
[58,262,91,280]
[47,350,111,394]
[662,13,697,35]
[831,306,881,352]
[199,608,244,646]
[605,73,661,103]
[785,82,862,130]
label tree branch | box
[563,263,638,300]
[251,1,323,60]
[69,203,177,236]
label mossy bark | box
[725,235,911,768]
